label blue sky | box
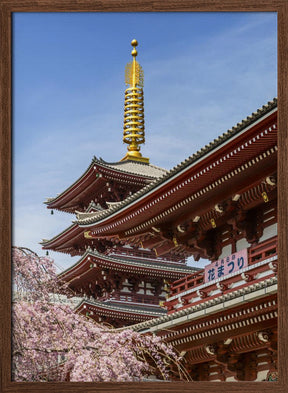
[12,12,277,270]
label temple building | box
[42,40,198,327]
[110,98,277,382]
[42,39,278,381]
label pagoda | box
[76,95,278,381]
[42,40,198,327]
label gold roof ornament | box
[121,39,149,163]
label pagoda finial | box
[121,39,149,163]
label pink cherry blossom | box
[12,247,189,382]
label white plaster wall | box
[218,244,232,259]
[259,223,277,242]
[236,237,250,251]
[257,369,270,381]
[225,376,237,381]
[212,370,269,382]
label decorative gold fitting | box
[262,191,269,202]
[210,218,216,228]
[121,39,149,163]
[84,231,94,239]
[121,153,149,163]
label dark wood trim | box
[276,1,288,391]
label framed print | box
[1,1,288,392]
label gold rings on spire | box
[121,40,149,163]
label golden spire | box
[121,39,149,163]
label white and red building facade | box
[72,99,278,381]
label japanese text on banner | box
[204,248,248,282]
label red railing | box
[169,272,205,295]
[248,236,277,265]
[108,294,163,306]
[169,236,277,296]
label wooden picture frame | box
[1,1,287,392]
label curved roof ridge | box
[122,275,278,332]
[44,159,95,205]
[40,223,79,246]
[45,156,167,208]
[93,249,198,272]
[96,156,165,170]
[76,98,277,227]
[76,298,166,315]
[93,156,167,178]
[75,210,103,220]
[58,248,198,279]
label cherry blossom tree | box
[12,247,189,382]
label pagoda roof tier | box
[99,179,277,260]
[41,202,124,255]
[41,217,187,259]
[127,275,277,334]
[76,298,166,327]
[120,236,278,333]
[127,284,277,379]
[44,157,167,213]
[41,217,186,260]
[58,249,199,286]
[41,223,85,256]
[127,238,278,379]
[42,201,190,260]
[74,100,277,258]
[108,245,185,263]
[122,270,277,379]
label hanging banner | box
[204,248,248,283]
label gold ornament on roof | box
[125,40,144,88]
[121,39,149,163]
